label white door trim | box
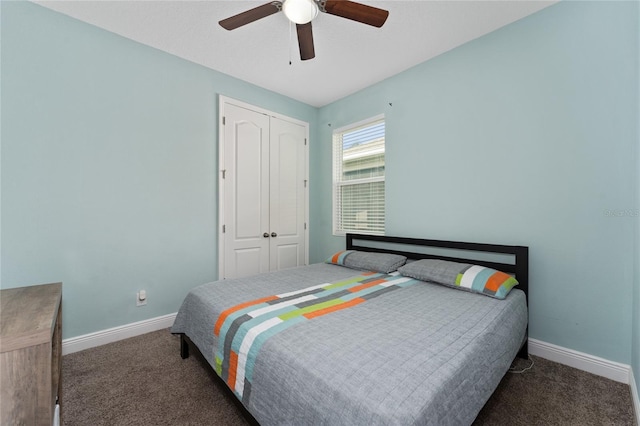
[218,95,309,280]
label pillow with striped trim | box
[397,259,518,299]
[326,250,407,273]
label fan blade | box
[323,0,388,28]
[219,2,281,30]
[297,22,315,61]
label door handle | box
[271,232,277,238]
[263,232,269,238]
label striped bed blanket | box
[171,262,527,425]
[213,271,418,404]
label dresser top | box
[0,283,62,353]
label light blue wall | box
[634,0,640,398]
[313,1,638,364]
[0,1,317,339]
[634,131,639,404]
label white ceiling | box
[33,0,556,107]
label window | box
[333,115,385,235]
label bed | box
[171,233,529,425]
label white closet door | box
[223,103,270,279]
[219,97,309,280]
[269,117,306,271]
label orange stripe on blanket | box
[348,278,386,293]
[214,295,278,336]
[303,297,366,319]
[227,350,238,390]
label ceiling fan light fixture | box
[282,0,318,25]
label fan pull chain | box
[288,21,293,65]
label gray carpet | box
[61,329,636,425]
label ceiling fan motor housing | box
[219,0,389,60]
[282,0,319,24]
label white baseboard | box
[528,338,631,384]
[62,313,177,355]
[631,368,640,426]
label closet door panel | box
[269,117,306,271]
[223,104,270,279]
[274,244,300,271]
[234,123,265,239]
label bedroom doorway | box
[218,96,309,279]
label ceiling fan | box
[219,0,389,61]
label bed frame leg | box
[180,334,190,359]
[517,343,528,359]
[517,331,529,359]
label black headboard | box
[346,233,529,301]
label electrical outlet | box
[136,290,147,307]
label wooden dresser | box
[0,282,62,425]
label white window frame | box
[332,114,385,236]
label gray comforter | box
[171,263,527,426]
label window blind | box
[333,117,385,235]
